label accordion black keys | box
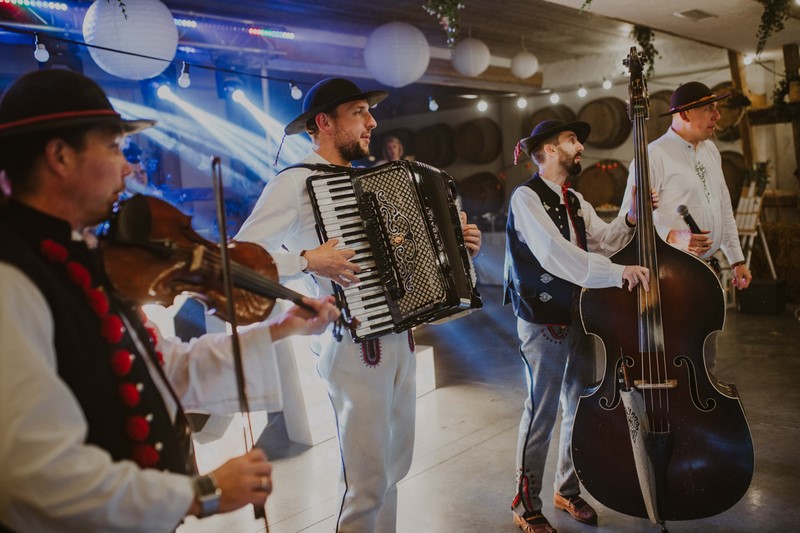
[307,160,482,341]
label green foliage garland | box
[755,0,791,56]
[423,0,465,49]
[630,25,660,78]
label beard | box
[336,136,369,162]
[558,148,582,176]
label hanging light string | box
[0,22,311,89]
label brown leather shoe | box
[554,493,597,525]
[512,511,557,533]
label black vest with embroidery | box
[0,201,192,475]
[503,175,586,325]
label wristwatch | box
[299,250,309,273]
[192,473,221,518]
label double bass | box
[571,48,754,530]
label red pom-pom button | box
[101,314,125,344]
[132,444,160,468]
[39,239,68,263]
[145,327,158,346]
[110,349,134,377]
[65,261,91,289]
[125,414,152,442]
[118,382,143,407]
[85,287,109,317]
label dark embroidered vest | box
[503,175,586,325]
[0,201,192,475]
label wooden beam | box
[784,43,800,185]
[727,50,755,167]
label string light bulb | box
[602,78,612,90]
[177,62,191,88]
[290,82,303,100]
[428,96,439,112]
[549,93,560,104]
[577,85,587,98]
[477,99,488,112]
[33,34,49,63]
[516,96,527,109]
[156,85,172,100]
[743,54,754,66]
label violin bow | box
[211,156,270,530]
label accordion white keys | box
[306,160,482,342]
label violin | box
[100,193,322,326]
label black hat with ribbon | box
[0,69,155,139]
[284,77,388,135]
[514,119,590,164]
[659,81,731,117]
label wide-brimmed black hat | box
[0,70,155,140]
[659,81,731,117]
[284,77,388,135]
[518,119,591,159]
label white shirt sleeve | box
[236,170,306,281]
[510,187,626,288]
[154,320,284,415]
[0,264,192,533]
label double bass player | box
[504,119,654,533]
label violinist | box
[0,69,339,531]
[504,120,652,533]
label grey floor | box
[182,285,800,533]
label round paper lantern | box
[511,50,539,80]
[83,0,178,80]
[364,22,430,88]
[451,38,491,77]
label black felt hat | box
[284,77,388,135]
[518,119,591,158]
[0,70,154,139]
[659,81,731,117]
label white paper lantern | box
[363,22,430,88]
[511,50,539,79]
[451,37,491,77]
[83,0,178,80]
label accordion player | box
[306,160,482,342]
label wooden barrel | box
[413,123,456,168]
[577,97,631,149]
[573,159,628,208]
[720,150,746,211]
[647,90,673,142]
[458,172,505,216]
[522,104,576,138]
[454,117,502,164]
[498,162,537,210]
[712,81,741,142]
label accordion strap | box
[276,163,352,177]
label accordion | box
[306,160,482,342]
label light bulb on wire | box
[549,93,560,104]
[156,85,172,100]
[290,82,303,100]
[33,34,49,63]
[428,96,439,112]
[516,96,527,109]
[577,85,587,98]
[177,62,191,88]
[477,99,488,112]
[602,78,612,90]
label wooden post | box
[727,50,755,167]
[783,44,800,185]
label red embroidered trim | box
[407,330,415,352]
[360,339,382,367]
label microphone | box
[677,204,702,234]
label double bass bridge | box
[633,379,677,389]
